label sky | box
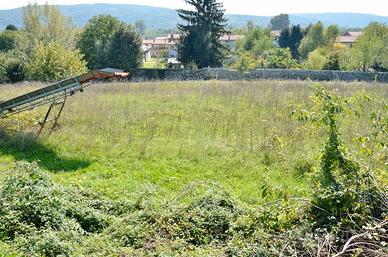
[1,0,388,16]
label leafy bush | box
[26,42,87,81]
[0,52,26,82]
[261,47,299,69]
[0,162,66,239]
[322,50,340,70]
[304,48,327,70]
[231,52,257,72]
[6,62,26,83]
[293,159,315,178]
[0,162,114,256]
[14,227,81,257]
[166,192,240,245]
[0,31,19,52]
[294,86,387,229]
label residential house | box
[336,31,363,47]
[142,34,180,62]
[142,33,245,63]
[220,34,245,49]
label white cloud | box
[1,0,388,16]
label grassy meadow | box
[0,80,386,203]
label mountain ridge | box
[1,3,387,30]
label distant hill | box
[1,3,387,30]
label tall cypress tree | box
[278,25,304,59]
[177,0,229,68]
[289,25,304,59]
[278,28,290,48]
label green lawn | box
[0,80,386,204]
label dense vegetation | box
[177,0,229,68]
[0,4,143,83]
[230,20,388,72]
[0,80,386,256]
[0,1,387,255]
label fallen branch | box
[333,220,388,257]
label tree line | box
[231,14,388,72]
[0,0,387,83]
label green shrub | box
[260,48,299,69]
[108,191,241,249]
[0,31,20,52]
[293,159,315,178]
[0,52,25,82]
[0,162,117,256]
[108,209,158,248]
[166,192,240,245]
[6,62,26,83]
[26,42,87,81]
[304,48,327,70]
[295,86,387,229]
[14,228,79,257]
[322,50,340,70]
[0,162,66,239]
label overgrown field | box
[0,80,387,256]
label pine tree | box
[108,25,143,71]
[278,25,304,59]
[289,25,304,59]
[177,0,229,68]
[278,28,290,49]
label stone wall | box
[129,68,388,83]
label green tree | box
[350,22,388,71]
[289,25,304,59]
[107,25,142,71]
[261,47,298,69]
[135,20,146,36]
[298,22,325,59]
[270,14,290,31]
[5,24,18,31]
[323,50,340,70]
[0,31,19,52]
[304,48,327,70]
[245,20,255,33]
[22,2,76,49]
[239,28,274,56]
[231,52,257,72]
[325,24,339,45]
[26,42,87,81]
[155,49,169,69]
[76,15,124,69]
[177,0,229,68]
[232,28,276,71]
[278,28,290,49]
[278,25,304,59]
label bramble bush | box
[294,86,386,229]
[0,162,112,256]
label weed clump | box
[0,162,111,256]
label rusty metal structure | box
[0,68,128,136]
